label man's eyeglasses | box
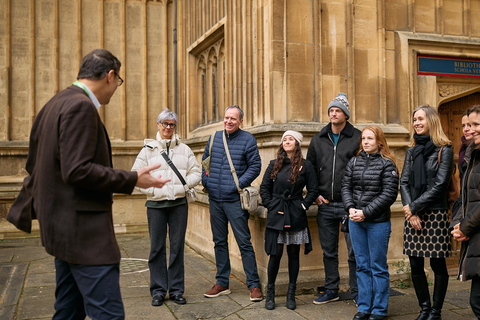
[114,72,124,87]
[161,122,176,129]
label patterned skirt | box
[277,227,309,245]
[403,209,451,258]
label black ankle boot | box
[265,283,275,310]
[412,274,431,320]
[286,283,296,310]
[425,275,449,320]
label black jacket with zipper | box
[341,151,399,222]
[306,122,361,202]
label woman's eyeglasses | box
[161,122,176,129]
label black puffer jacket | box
[400,145,454,214]
[306,122,361,202]
[452,144,480,281]
[341,151,399,222]
[260,158,318,232]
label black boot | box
[286,283,296,310]
[425,275,449,320]
[265,283,275,310]
[412,274,431,320]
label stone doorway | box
[438,91,480,273]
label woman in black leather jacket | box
[400,105,453,320]
[260,130,318,311]
[342,126,399,320]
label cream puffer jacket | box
[131,132,202,201]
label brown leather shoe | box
[250,287,263,301]
[204,284,231,298]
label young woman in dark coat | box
[401,105,454,320]
[260,130,318,311]
[342,126,399,320]
[451,105,480,319]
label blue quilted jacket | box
[202,129,261,202]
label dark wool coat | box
[452,144,480,280]
[341,151,399,222]
[306,122,361,202]
[201,129,261,202]
[260,158,318,232]
[8,85,137,265]
[400,145,454,214]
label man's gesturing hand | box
[135,163,171,188]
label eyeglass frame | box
[114,72,124,87]
[160,122,177,129]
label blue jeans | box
[349,220,391,316]
[317,201,357,294]
[53,259,124,320]
[209,200,260,289]
[147,204,188,298]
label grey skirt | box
[277,227,309,245]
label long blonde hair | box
[357,125,397,167]
[410,105,450,147]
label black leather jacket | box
[306,122,361,202]
[400,145,454,215]
[341,151,399,222]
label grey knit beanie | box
[328,93,350,119]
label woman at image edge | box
[260,130,318,311]
[400,105,453,320]
[341,126,399,320]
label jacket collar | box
[143,132,181,150]
[465,141,479,163]
[224,128,242,139]
[319,121,355,138]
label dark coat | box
[201,129,261,202]
[400,145,454,214]
[7,85,137,265]
[260,159,318,232]
[452,144,480,280]
[306,122,361,202]
[341,151,399,222]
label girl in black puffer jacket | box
[342,126,399,320]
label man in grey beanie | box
[307,92,361,305]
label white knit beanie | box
[281,130,303,144]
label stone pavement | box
[0,233,476,320]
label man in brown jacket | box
[7,49,169,319]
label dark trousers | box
[471,276,480,319]
[147,204,188,298]
[209,199,260,289]
[53,258,124,320]
[317,201,357,294]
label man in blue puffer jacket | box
[202,105,263,301]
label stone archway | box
[438,91,480,272]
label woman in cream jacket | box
[132,108,201,306]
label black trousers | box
[147,204,188,298]
[471,276,480,319]
[53,258,124,320]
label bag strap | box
[437,145,444,164]
[160,150,189,190]
[223,131,242,193]
[208,131,215,156]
